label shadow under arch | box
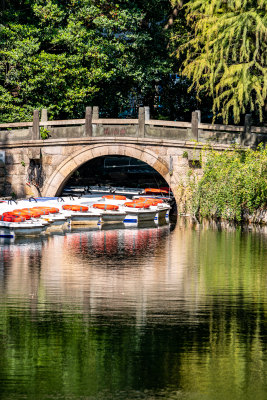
[42,144,171,197]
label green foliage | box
[40,127,50,140]
[190,145,267,221]
[173,0,267,124]
[0,0,174,122]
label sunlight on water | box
[0,219,267,400]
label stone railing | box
[0,106,266,147]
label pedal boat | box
[0,217,46,238]
[90,203,126,223]
[60,204,101,226]
[132,197,171,223]
[121,201,157,225]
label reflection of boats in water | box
[64,224,171,258]
[69,218,168,233]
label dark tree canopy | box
[1,0,265,124]
[0,0,175,121]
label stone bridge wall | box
[1,107,267,203]
[0,137,218,203]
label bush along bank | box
[183,145,267,224]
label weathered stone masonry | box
[0,107,266,205]
[0,137,234,205]
[0,160,5,197]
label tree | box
[0,0,174,122]
[172,0,267,124]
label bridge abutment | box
[0,138,206,208]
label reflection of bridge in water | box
[1,219,267,324]
[66,227,166,257]
[1,219,267,399]
[0,224,199,321]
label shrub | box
[191,145,267,221]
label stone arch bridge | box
[0,107,266,203]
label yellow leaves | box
[257,0,267,12]
[170,0,183,8]
[174,0,267,123]
[213,62,266,122]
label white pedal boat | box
[123,209,157,224]
[99,209,126,223]
[41,214,69,232]
[59,203,125,226]
[121,201,157,225]
[153,204,171,223]
[127,197,171,224]
[0,200,67,233]
[81,197,127,224]
[26,197,101,226]
[0,220,46,239]
[85,196,164,225]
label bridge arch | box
[42,144,171,197]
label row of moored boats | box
[0,193,171,239]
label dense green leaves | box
[2,1,267,123]
[190,146,267,221]
[0,0,173,121]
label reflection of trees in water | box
[178,302,267,399]
[196,228,267,308]
[0,297,266,399]
[0,247,12,290]
[0,225,267,398]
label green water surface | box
[0,220,266,400]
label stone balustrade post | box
[191,111,199,141]
[241,114,252,146]
[92,106,100,136]
[92,106,99,120]
[138,107,145,137]
[32,109,40,140]
[84,106,92,136]
[144,106,150,122]
[41,108,51,137]
[41,109,48,122]
[195,110,201,123]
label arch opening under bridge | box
[42,143,173,199]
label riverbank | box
[177,145,267,225]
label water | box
[0,219,267,400]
